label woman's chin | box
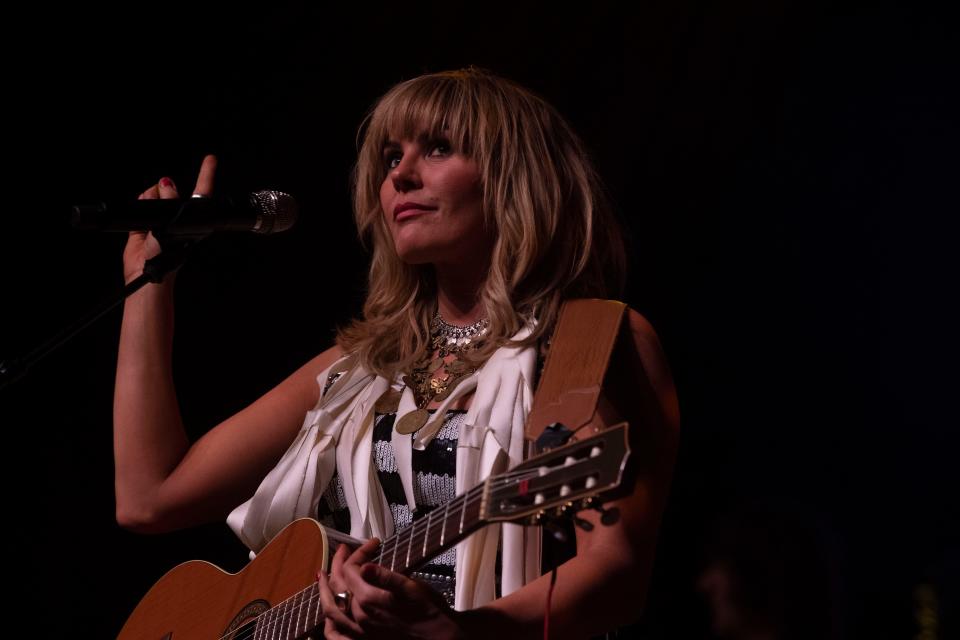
[393,245,437,265]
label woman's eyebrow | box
[382,127,450,151]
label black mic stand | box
[0,234,207,391]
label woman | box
[114,67,680,639]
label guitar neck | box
[372,480,488,575]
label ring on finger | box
[334,590,353,613]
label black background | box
[1,1,956,637]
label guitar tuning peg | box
[593,504,621,526]
[543,518,570,542]
[573,516,594,531]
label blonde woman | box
[115,68,680,639]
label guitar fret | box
[459,491,468,534]
[390,531,399,572]
[440,498,451,546]
[404,519,415,569]
[422,510,432,558]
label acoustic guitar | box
[118,422,630,640]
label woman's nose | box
[390,155,421,193]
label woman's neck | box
[433,261,487,326]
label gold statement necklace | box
[393,312,489,435]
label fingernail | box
[159,177,174,188]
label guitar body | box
[118,519,330,640]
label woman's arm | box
[113,154,345,533]
[465,308,681,638]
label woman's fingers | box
[192,154,217,197]
[344,563,396,611]
[139,184,160,200]
[343,537,381,568]
[316,568,364,636]
[329,543,351,583]
[157,176,178,199]
[359,563,415,596]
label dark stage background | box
[2,1,955,637]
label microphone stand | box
[0,234,207,391]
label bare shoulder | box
[624,308,670,376]
[282,343,347,412]
[623,307,680,431]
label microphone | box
[71,190,298,236]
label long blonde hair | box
[337,67,627,378]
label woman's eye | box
[429,141,451,156]
[384,141,451,170]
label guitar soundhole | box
[222,599,269,639]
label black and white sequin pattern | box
[317,409,465,604]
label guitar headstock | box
[483,422,630,524]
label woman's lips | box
[395,207,437,222]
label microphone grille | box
[250,190,298,234]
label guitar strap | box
[525,298,628,447]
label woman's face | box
[379,130,492,267]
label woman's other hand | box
[318,539,466,639]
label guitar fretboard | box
[375,481,486,573]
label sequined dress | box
[317,409,464,604]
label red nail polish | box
[159,177,173,188]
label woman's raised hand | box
[122,154,217,284]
